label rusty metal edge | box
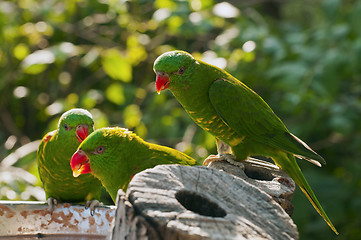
[0,201,116,237]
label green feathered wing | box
[209,78,325,165]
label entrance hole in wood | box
[175,190,227,218]
[244,167,274,181]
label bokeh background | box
[0,0,360,239]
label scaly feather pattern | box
[70,127,197,202]
[153,50,338,234]
[37,109,102,203]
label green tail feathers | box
[280,153,338,235]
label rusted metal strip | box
[0,201,115,239]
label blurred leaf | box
[126,44,147,66]
[101,48,132,82]
[80,47,101,67]
[105,83,125,105]
[13,43,30,60]
[124,104,142,129]
[267,62,308,89]
[21,42,81,74]
[90,108,110,130]
[135,122,147,139]
[168,16,183,32]
[155,0,176,9]
[22,63,48,75]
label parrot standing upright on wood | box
[37,108,103,213]
[153,50,338,234]
[70,127,197,202]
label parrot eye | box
[177,67,185,75]
[64,124,70,131]
[95,146,105,154]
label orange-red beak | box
[75,124,90,143]
[155,72,169,94]
[71,150,91,177]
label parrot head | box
[153,50,198,94]
[58,108,95,144]
[71,127,136,178]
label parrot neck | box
[96,139,194,203]
[93,137,155,202]
[168,62,246,151]
[170,61,226,109]
[53,131,79,166]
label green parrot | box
[153,50,338,234]
[70,127,197,202]
[37,108,103,213]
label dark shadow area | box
[175,190,226,218]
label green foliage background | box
[0,0,360,239]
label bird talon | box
[47,197,58,214]
[85,200,102,216]
[203,155,219,166]
[203,154,242,167]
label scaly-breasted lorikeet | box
[37,108,103,213]
[153,50,338,234]
[70,127,197,202]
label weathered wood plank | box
[209,158,296,215]
[110,164,298,240]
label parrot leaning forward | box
[70,127,197,202]
[153,50,338,235]
[37,108,103,214]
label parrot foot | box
[85,200,103,216]
[203,154,244,168]
[47,197,58,214]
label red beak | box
[71,150,91,177]
[155,73,170,94]
[76,124,89,143]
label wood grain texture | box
[209,157,296,215]
[110,164,298,240]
